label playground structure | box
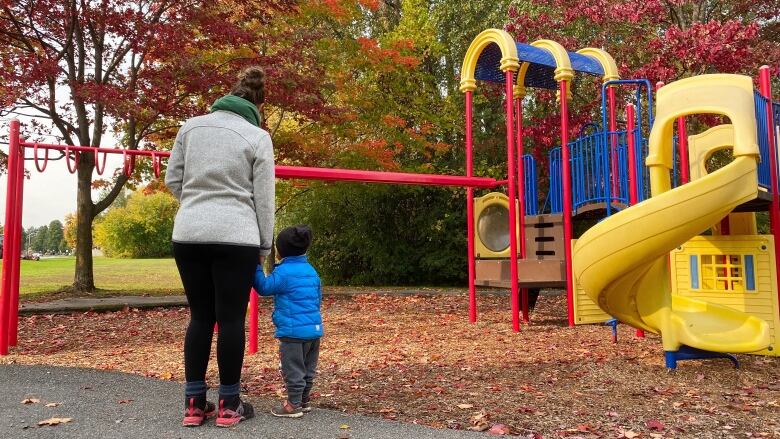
[461,29,780,367]
[0,28,778,369]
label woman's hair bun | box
[240,67,265,89]
[231,66,265,105]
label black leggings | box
[173,243,259,387]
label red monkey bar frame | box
[0,120,500,356]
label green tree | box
[47,220,64,253]
[94,192,179,258]
[32,225,48,253]
[281,0,512,285]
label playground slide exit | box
[573,74,770,356]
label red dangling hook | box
[93,148,108,175]
[33,143,50,172]
[151,152,162,178]
[65,146,79,174]
[122,149,136,177]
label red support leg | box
[759,66,780,314]
[504,72,520,333]
[560,81,575,327]
[0,120,21,355]
[249,288,258,354]
[626,104,646,338]
[8,145,25,346]
[465,91,477,323]
[677,117,690,185]
[515,97,530,324]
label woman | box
[166,67,274,427]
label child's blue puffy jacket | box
[253,255,323,340]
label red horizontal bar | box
[275,166,498,188]
[20,141,169,158]
[19,142,497,188]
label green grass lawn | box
[0,257,183,299]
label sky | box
[0,117,127,228]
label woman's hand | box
[259,255,266,266]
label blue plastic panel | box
[745,255,755,291]
[690,255,699,289]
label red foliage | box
[504,0,780,157]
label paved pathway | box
[0,365,500,438]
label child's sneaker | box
[216,399,255,427]
[182,397,216,427]
[301,396,312,413]
[271,400,304,418]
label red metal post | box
[607,86,620,199]
[626,104,646,338]
[759,66,780,311]
[677,117,690,184]
[560,80,575,327]
[8,145,25,346]
[627,105,639,206]
[0,120,21,355]
[465,91,477,323]
[249,288,258,354]
[504,72,521,333]
[515,97,529,324]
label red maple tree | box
[0,0,330,292]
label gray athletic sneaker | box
[271,400,303,418]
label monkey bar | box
[0,119,501,356]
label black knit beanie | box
[275,225,312,258]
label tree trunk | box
[73,153,95,292]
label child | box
[254,224,322,418]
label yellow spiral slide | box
[573,74,771,366]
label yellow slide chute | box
[573,75,771,364]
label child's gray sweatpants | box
[279,338,320,406]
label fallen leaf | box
[44,403,60,408]
[340,424,350,430]
[457,404,474,409]
[160,371,173,380]
[38,417,72,426]
[646,419,664,431]
[618,428,641,438]
[487,424,512,435]
[118,399,133,404]
[468,424,490,432]
[21,398,40,405]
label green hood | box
[210,95,261,127]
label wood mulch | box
[2,292,779,438]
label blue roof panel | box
[473,41,606,90]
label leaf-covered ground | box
[3,293,780,438]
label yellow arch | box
[576,47,620,83]
[460,29,520,93]
[530,39,574,82]
[513,62,531,98]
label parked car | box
[22,252,40,261]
